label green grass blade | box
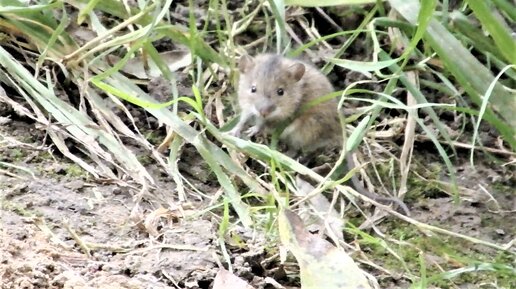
[466,0,516,65]
[328,57,400,77]
[399,0,436,61]
[389,0,516,149]
[268,0,288,52]
[470,64,515,165]
[0,0,60,12]
[285,0,378,6]
[492,0,516,21]
[77,0,102,24]
[450,11,507,62]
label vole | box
[230,53,409,215]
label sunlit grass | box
[0,0,514,287]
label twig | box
[416,135,516,157]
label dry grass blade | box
[0,47,153,184]
[398,71,417,198]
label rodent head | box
[238,54,306,122]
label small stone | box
[495,229,505,235]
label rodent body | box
[230,53,341,153]
[230,53,409,215]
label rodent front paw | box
[245,125,261,137]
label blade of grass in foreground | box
[466,0,516,65]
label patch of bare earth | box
[0,172,222,288]
[0,112,514,288]
[0,118,221,288]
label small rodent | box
[230,53,340,152]
[230,53,409,215]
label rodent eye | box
[251,85,257,93]
[277,88,284,96]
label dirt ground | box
[0,116,217,288]
[1,108,514,289]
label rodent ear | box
[288,63,305,82]
[238,55,255,73]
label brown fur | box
[230,53,410,215]
[231,53,342,153]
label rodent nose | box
[259,105,276,117]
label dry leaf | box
[295,176,344,241]
[143,207,178,236]
[212,268,255,289]
[278,209,372,289]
